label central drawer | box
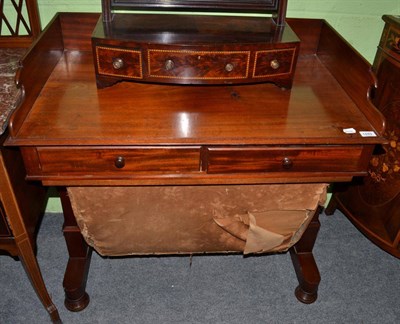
[148,49,250,80]
[36,147,201,174]
[206,146,367,173]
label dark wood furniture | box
[6,13,385,312]
[326,15,400,258]
[102,0,289,25]
[0,1,61,322]
[93,0,299,88]
[0,0,41,46]
[0,132,60,323]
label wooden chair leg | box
[17,236,61,322]
[59,187,92,312]
[289,207,322,304]
[0,151,60,322]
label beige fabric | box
[214,209,314,254]
[67,184,327,256]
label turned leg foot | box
[289,207,321,304]
[290,248,320,304]
[59,187,92,312]
[63,247,92,312]
[294,285,318,304]
[64,291,90,312]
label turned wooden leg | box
[289,207,322,304]
[59,187,92,312]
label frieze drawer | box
[35,147,201,175]
[206,146,368,174]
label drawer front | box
[95,46,143,79]
[206,146,365,174]
[148,49,250,80]
[37,147,200,174]
[253,48,296,78]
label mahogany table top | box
[4,13,386,188]
[9,51,382,147]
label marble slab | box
[0,48,26,135]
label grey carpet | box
[1,210,399,323]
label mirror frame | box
[102,0,288,25]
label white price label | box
[359,131,377,137]
[343,128,356,134]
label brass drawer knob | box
[270,59,280,70]
[225,63,234,72]
[165,59,175,71]
[114,156,125,169]
[112,58,124,70]
[281,157,293,169]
